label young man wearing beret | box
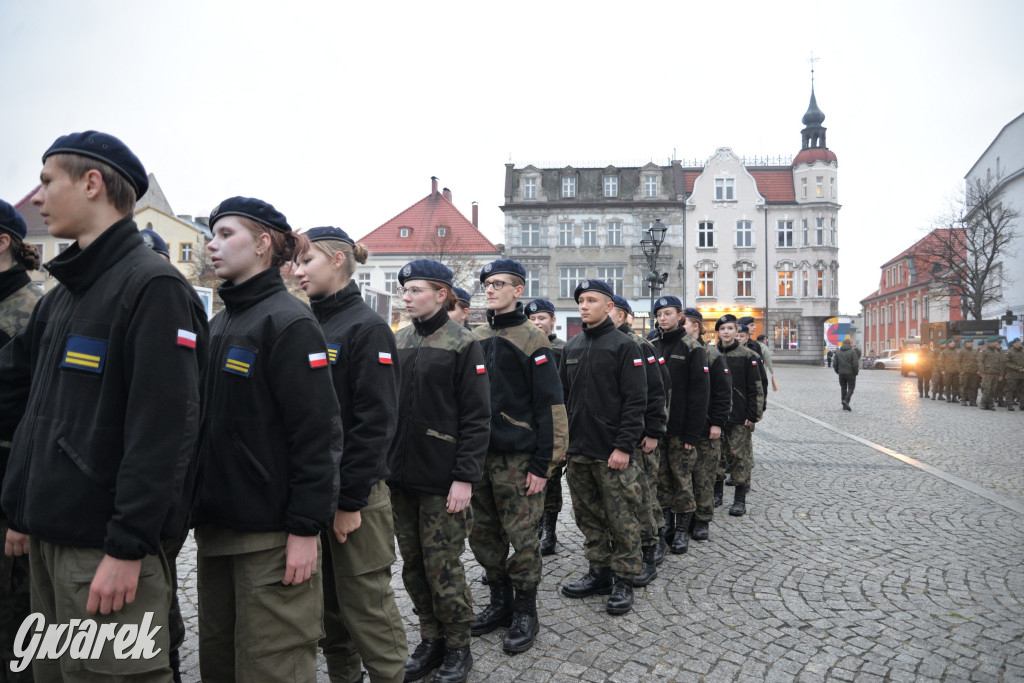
[0,131,208,680]
[450,286,473,328]
[559,279,647,615]
[468,259,567,654]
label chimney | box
[442,187,452,203]
[431,176,438,196]
[472,201,479,228]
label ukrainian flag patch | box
[223,346,256,378]
[61,335,107,374]
[327,342,342,365]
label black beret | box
[612,295,632,315]
[737,322,750,334]
[0,199,27,240]
[526,298,555,315]
[683,307,702,322]
[573,278,614,303]
[737,316,755,325]
[43,130,148,197]
[715,313,738,331]
[398,259,453,287]
[480,258,526,283]
[306,226,354,245]
[139,228,169,257]
[210,196,291,234]
[453,287,472,305]
[652,295,682,314]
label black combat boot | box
[404,637,446,681]
[653,525,668,565]
[433,645,472,683]
[670,513,691,554]
[471,578,513,636]
[713,480,724,507]
[932,393,938,400]
[606,576,635,615]
[729,485,748,517]
[634,545,658,587]
[691,517,710,541]
[998,399,1007,407]
[503,588,539,654]
[724,474,734,486]
[561,565,613,598]
[539,511,557,556]
[662,509,675,544]
[947,395,956,403]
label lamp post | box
[641,219,669,330]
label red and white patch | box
[535,354,548,365]
[752,360,758,366]
[378,352,393,365]
[308,352,328,369]
[476,364,487,375]
[658,357,666,364]
[176,329,196,349]
[633,358,643,366]
[647,356,656,364]
[724,368,730,374]
[703,366,710,373]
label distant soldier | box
[739,317,775,390]
[958,339,981,406]
[1004,339,1023,411]
[450,286,472,328]
[526,298,566,556]
[737,323,769,414]
[939,339,960,402]
[979,337,1005,411]
[932,340,947,400]
[916,343,933,398]
[559,279,647,616]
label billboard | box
[824,316,853,350]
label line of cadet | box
[913,337,1024,411]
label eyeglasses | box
[483,280,513,291]
[397,286,434,296]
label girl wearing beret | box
[293,228,407,683]
[193,198,343,682]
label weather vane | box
[809,52,820,89]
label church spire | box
[800,60,827,149]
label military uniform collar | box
[661,325,685,343]
[218,267,286,312]
[412,305,450,336]
[717,339,740,353]
[45,216,142,293]
[309,279,362,321]
[581,316,615,337]
[0,264,30,302]
[486,302,527,330]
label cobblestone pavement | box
[177,365,1024,682]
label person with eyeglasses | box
[388,259,490,683]
[468,260,567,655]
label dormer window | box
[715,178,735,201]
[437,227,447,237]
[562,177,576,198]
[400,228,410,238]
[644,175,658,197]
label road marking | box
[771,401,1024,516]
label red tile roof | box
[357,190,500,255]
[793,148,838,166]
[748,169,796,203]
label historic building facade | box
[500,88,840,362]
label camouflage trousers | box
[694,437,721,522]
[391,487,474,648]
[469,451,545,591]
[0,520,32,682]
[1005,378,1023,406]
[633,445,661,546]
[719,423,754,488]
[657,435,697,514]
[944,372,960,398]
[961,373,981,403]
[980,375,1002,408]
[566,455,642,579]
[917,372,932,395]
[543,462,566,514]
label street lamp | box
[641,218,669,327]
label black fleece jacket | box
[617,321,667,441]
[653,326,710,446]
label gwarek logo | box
[10,612,162,673]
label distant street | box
[176,364,1024,682]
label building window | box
[180,243,192,262]
[582,222,598,247]
[357,272,370,291]
[899,302,906,322]
[596,266,624,295]
[559,221,573,247]
[560,267,587,299]
[437,227,447,237]
[522,223,541,247]
[644,175,658,197]
[801,219,809,246]
[523,177,537,199]
[562,176,576,198]
[922,296,929,319]
[889,305,894,323]
[697,221,715,248]
[830,218,837,245]
[736,220,752,247]
[737,270,752,297]
[774,319,798,350]
[912,299,918,320]
[399,228,410,238]
[715,178,734,200]
[607,221,622,246]
[816,269,825,297]
[801,269,809,297]
[815,218,824,246]
[778,270,794,297]
[801,178,808,199]
[58,242,72,253]
[897,264,902,282]
[525,268,540,297]
[777,220,794,248]
[31,243,44,261]
[384,272,398,294]
[830,177,835,198]
[604,176,618,198]
[697,270,715,297]
[815,176,824,197]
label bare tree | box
[425,230,482,292]
[920,174,1018,320]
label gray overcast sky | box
[2,0,1023,312]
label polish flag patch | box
[633,358,643,366]
[176,329,197,349]
[658,357,666,364]
[703,366,710,373]
[378,352,393,365]
[724,368,730,374]
[476,364,487,374]
[647,356,656,364]
[535,354,548,365]
[309,352,328,369]
[752,360,758,366]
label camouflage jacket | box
[938,348,959,373]
[979,347,1005,376]
[1005,347,1024,379]
[957,347,980,374]
[0,267,42,347]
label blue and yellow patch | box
[223,346,256,378]
[61,335,107,374]
[326,342,341,365]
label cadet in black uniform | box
[293,226,408,683]
[193,197,343,681]
[1,131,207,681]
[450,286,472,327]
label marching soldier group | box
[914,338,1023,411]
